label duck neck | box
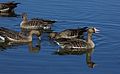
[87,33,95,48]
[27,31,36,42]
[23,15,28,23]
[20,15,28,27]
[87,33,92,42]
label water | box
[0,0,120,74]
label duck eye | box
[92,28,95,32]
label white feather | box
[0,36,5,42]
[0,8,9,12]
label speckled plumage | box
[0,27,41,43]
[49,27,88,39]
[54,27,100,49]
[55,38,87,49]
[0,1,20,13]
[20,13,56,30]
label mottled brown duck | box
[55,27,100,49]
[49,27,88,39]
[20,13,56,30]
[0,27,41,43]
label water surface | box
[0,0,120,74]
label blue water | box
[0,0,120,74]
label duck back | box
[0,27,27,41]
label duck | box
[55,27,100,49]
[49,27,88,39]
[20,13,56,30]
[0,27,41,43]
[0,1,20,13]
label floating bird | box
[20,13,56,30]
[55,27,99,49]
[0,27,41,43]
[49,27,88,39]
[0,1,20,13]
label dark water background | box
[0,0,120,74]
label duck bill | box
[94,28,100,33]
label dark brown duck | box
[0,1,20,13]
[55,27,100,49]
[0,27,41,43]
[49,27,88,39]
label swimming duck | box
[0,1,20,13]
[0,27,41,43]
[49,27,88,39]
[55,27,99,49]
[20,13,56,30]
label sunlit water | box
[0,0,120,74]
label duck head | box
[49,32,58,39]
[21,13,27,21]
[88,27,100,33]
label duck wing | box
[59,28,87,39]
[64,40,87,49]
[60,29,80,38]
[55,38,87,49]
[24,19,54,30]
[25,20,46,29]
[0,27,26,40]
[31,18,56,24]
[0,4,9,11]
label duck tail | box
[80,27,88,31]
[7,1,20,4]
[6,1,20,9]
[14,2,21,5]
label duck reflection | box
[0,39,41,53]
[0,42,24,51]
[86,49,95,68]
[28,39,41,53]
[55,48,95,68]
